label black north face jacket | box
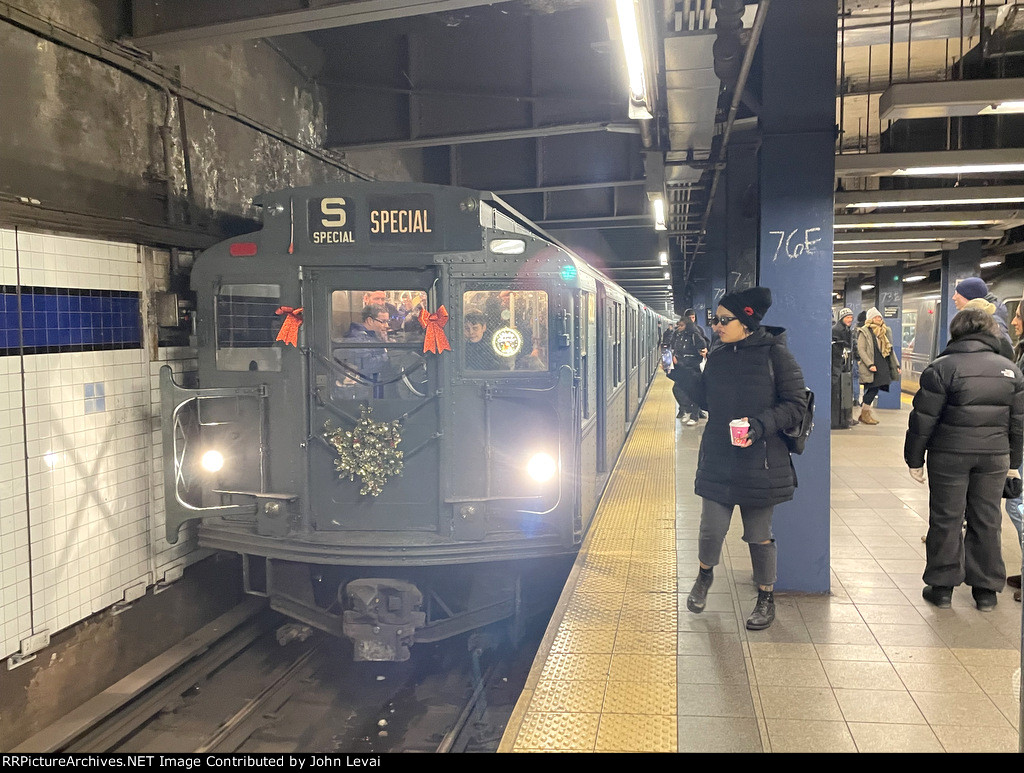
[905,333,1024,469]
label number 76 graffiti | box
[768,227,823,261]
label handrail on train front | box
[159,366,265,543]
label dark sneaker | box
[686,568,714,613]
[745,590,775,630]
[922,585,952,609]
[1007,575,1021,590]
[972,587,997,612]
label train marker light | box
[527,453,557,482]
[201,450,225,473]
[229,242,258,257]
[560,264,578,281]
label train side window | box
[215,283,283,372]
[329,289,429,401]
[461,290,548,371]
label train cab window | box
[215,283,283,372]
[461,290,548,371]
[329,289,429,400]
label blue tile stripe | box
[1,285,142,355]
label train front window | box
[461,290,549,371]
[215,283,283,372]
[329,289,429,400]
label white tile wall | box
[0,229,200,660]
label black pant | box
[863,385,881,406]
[670,365,698,415]
[924,451,1007,591]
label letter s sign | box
[321,197,348,228]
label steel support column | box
[756,0,836,593]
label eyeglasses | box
[711,315,738,326]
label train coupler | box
[341,579,426,662]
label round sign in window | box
[491,326,523,358]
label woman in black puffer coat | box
[905,308,1024,612]
[677,287,807,631]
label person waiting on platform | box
[670,311,709,425]
[463,309,500,370]
[964,297,1014,360]
[855,307,900,425]
[676,287,807,631]
[954,277,1009,336]
[905,308,1024,612]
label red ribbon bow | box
[743,306,754,317]
[419,306,452,354]
[274,306,303,347]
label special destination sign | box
[307,194,436,247]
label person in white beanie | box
[855,307,900,425]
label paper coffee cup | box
[729,419,749,446]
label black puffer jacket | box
[904,333,1024,469]
[683,326,807,508]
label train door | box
[304,270,441,531]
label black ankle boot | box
[746,589,775,630]
[922,585,952,609]
[686,567,714,613]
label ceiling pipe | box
[684,0,771,281]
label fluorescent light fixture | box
[833,229,1003,244]
[834,210,1024,230]
[861,284,875,290]
[903,275,928,282]
[652,196,667,231]
[835,149,1024,178]
[879,79,1024,121]
[981,100,1024,114]
[837,186,1024,209]
[658,251,668,265]
[615,0,652,119]
[980,260,1002,268]
[893,164,1024,176]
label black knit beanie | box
[719,287,773,330]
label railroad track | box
[13,597,551,754]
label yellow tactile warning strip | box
[499,376,678,752]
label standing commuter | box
[905,308,1024,611]
[954,277,1009,336]
[964,297,1014,360]
[855,307,900,425]
[671,310,709,424]
[831,307,857,428]
[677,287,807,630]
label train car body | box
[161,182,669,660]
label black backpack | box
[768,347,815,455]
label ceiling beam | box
[128,0,494,50]
[835,149,1024,177]
[836,186,1024,209]
[328,122,638,151]
[833,229,1003,243]
[494,180,645,196]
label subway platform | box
[498,376,1023,753]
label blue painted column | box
[755,0,836,593]
[843,279,863,321]
[874,264,904,409]
[940,241,982,349]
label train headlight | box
[200,450,225,473]
[526,452,557,482]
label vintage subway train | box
[160,182,672,661]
